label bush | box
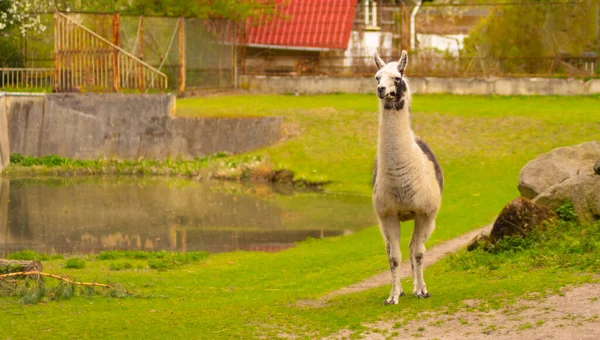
[64,258,86,269]
[556,201,577,222]
[448,219,600,274]
[7,250,49,261]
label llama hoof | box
[384,297,398,305]
[384,292,405,305]
[413,291,431,299]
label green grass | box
[2,94,600,338]
[5,152,244,178]
[2,218,599,338]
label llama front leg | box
[410,214,436,298]
[378,215,405,305]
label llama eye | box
[395,77,401,82]
[375,76,381,82]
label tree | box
[463,0,598,74]
[0,0,49,37]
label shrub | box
[64,258,86,269]
[556,201,577,222]
[7,250,49,261]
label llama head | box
[373,51,409,102]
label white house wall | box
[344,31,393,67]
[417,34,466,56]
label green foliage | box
[16,278,47,305]
[7,152,233,177]
[449,220,600,274]
[464,0,598,74]
[556,200,577,222]
[6,276,128,305]
[64,258,86,269]
[0,38,23,68]
[69,0,275,21]
[6,250,48,261]
[97,250,209,270]
[488,235,537,254]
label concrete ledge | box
[0,96,9,172]
[6,93,283,161]
[241,75,600,96]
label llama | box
[372,51,443,305]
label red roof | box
[245,0,358,50]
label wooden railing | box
[0,68,54,89]
[54,12,168,92]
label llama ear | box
[374,51,386,70]
[398,50,408,75]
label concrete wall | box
[0,96,9,172]
[5,93,283,161]
[240,75,600,96]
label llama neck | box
[377,101,417,168]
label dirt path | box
[326,226,489,300]
[353,282,600,339]
[296,226,489,309]
[316,226,600,339]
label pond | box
[0,177,375,255]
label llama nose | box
[377,86,386,97]
[389,91,396,97]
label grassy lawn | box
[2,94,600,338]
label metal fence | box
[1,12,237,92]
[54,12,168,92]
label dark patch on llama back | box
[415,138,444,192]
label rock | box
[534,175,600,224]
[466,225,492,251]
[489,198,556,244]
[518,141,600,199]
[518,141,600,224]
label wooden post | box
[112,13,120,92]
[232,22,237,88]
[138,16,144,91]
[401,5,410,52]
[178,17,186,95]
[53,11,60,92]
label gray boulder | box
[518,141,600,223]
[533,174,600,224]
[518,141,600,199]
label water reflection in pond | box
[0,177,375,255]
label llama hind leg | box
[410,214,436,298]
[378,215,405,305]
